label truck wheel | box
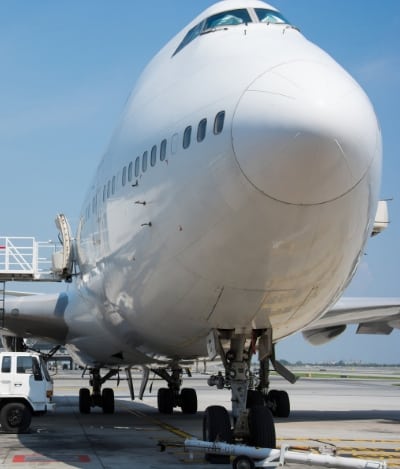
[0,402,32,433]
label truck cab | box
[0,351,55,433]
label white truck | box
[0,351,55,433]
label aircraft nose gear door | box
[52,214,74,282]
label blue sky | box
[0,1,399,363]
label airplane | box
[1,0,399,455]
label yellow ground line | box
[124,406,193,440]
[277,438,400,444]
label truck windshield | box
[40,357,51,382]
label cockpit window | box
[255,8,290,25]
[173,21,204,56]
[203,9,252,32]
[173,9,252,56]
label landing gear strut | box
[205,329,295,454]
[79,368,118,414]
[152,365,198,415]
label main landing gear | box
[205,329,296,462]
[152,365,198,415]
[79,368,118,414]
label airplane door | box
[53,214,74,281]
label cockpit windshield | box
[203,9,252,32]
[173,7,291,57]
[255,8,289,25]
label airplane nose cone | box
[232,61,381,205]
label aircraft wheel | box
[180,388,197,414]
[79,388,91,414]
[232,455,255,469]
[0,402,32,433]
[157,388,174,414]
[246,390,264,408]
[203,405,232,464]
[267,390,290,417]
[248,405,276,448]
[102,388,115,414]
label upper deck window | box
[255,8,290,25]
[203,9,252,32]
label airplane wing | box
[302,297,400,345]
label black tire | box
[102,388,115,414]
[246,390,264,409]
[180,388,197,414]
[232,455,255,469]
[157,388,174,414]
[0,402,32,433]
[203,405,232,464]
[276,390,290,418]
[79,388,91,414]
[248,405,276,448]
[267,389,290,418]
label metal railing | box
[0,237,61,281]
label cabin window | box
[171,133,179,154]
[112,176,116,195]
[135,156,140,177]
[183,126,192,149]
[160,139,167,161]
[122,166,127,186]
[1,356,11,373]
[197,118,207,142]
[203,9,252,32]
[151,145,157,167]
[142,151,148,172]
[103,185,106,202]
[214,111,225,134]
[255,8,289,25]
[107,180,111,198]
[128,162,133,182]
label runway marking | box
[277,438,400,467]
[12,454,91,463]
[120,404,399,466]
[127,407,193,439]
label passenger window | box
[142,151,148,172]
[151,145,157,167]
[112,176,116,195]
[1,356,11,373]
[197,118,207,142]
[171,133,179,154]
[160,139,167,161]
[214,111,225,134]
[128,162,133,182]
[203,9,252,31]
[122,166,127,186]
[135,156,140,177]
[183,126,192,149]
[103,185,106,202]
[107,180,111,198]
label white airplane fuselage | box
[59,1,381,367]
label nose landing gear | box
[78,368,118,414]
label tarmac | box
[0,369,399,468]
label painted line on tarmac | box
[121,404,193,440]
